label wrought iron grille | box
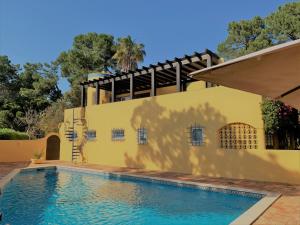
[187,124,205,146]
[86,130,96,140]
[137,128,147,145]
[112,129,125,141]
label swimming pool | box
[0,167,262,225]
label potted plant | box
[31,151,44,164]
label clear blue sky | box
[0,0,294,92]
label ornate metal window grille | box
[137,128,147,145]
[112,129,125,141]
[86,130,96,140]
[219,123,257,149]
[188,124,205,146]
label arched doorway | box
[46,135,60,160]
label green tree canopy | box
[0,56,62,132]
[0,56,19,90]
[217,16,272,60]
[218,2,300,59]
[56,33,146,107]
[19,63,61,110]
[266,2,300,42]
[0,56,21,129]
[57,33,115,84]
[56,33,116,106]
[113,35,146,72]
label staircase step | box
[65,130,74,132]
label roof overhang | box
[189,39,300,110]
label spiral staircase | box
[64,108,87,162]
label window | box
[219,123,257,150]
[190,126,204,146]
[112,129,125,141]
[86,130,96,140]
[137,128,147,144]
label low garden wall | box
[0,139,46,162]
[0,133,59,162]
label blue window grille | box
[86,130,96,140]
[189,125,204,146]
[137,128,147,144]
[112,129,125,141]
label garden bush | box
[0,128,29,140]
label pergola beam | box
[79,50,220,97]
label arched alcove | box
[46,135,60,160]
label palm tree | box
[113,36,146,73]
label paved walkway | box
[1,161,300,224]
[0,162,30,180]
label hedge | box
[0,128,29,140]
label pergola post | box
[202,54,212,88]
[151,69,156,96]
[176,62,182,92]
[95,82,100,105]
[80,84,86,107]
[130,74,135,99]
[182,81,187,91]
[111,78,115,102]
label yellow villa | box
[1,43,300,225]
[58,49,300,185]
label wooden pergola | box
[80,49,219,106]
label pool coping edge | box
[0,169,21,195]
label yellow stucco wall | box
[60,86,300,184]
[0,133,60,162]
[0,139,46,162]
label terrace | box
[79,49,220,106]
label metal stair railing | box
[63,108,88,162]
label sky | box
[0,0,295,92]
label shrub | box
[0,128,29,140]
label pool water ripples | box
[0,169,260,225]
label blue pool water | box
[0,168,260,225]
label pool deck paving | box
[1,160,299,225]
[0,162,30,180]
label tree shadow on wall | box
[124,97,300,185]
